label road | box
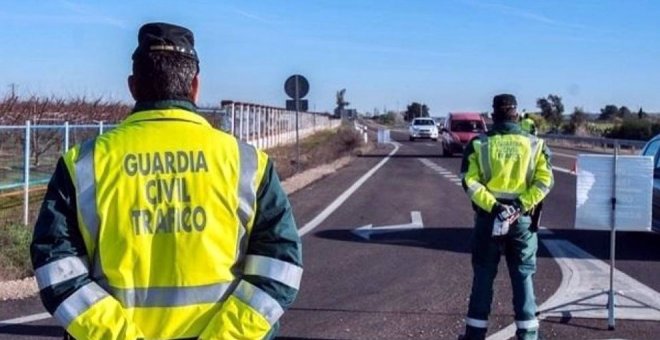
[2,130,660,339]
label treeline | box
[531,94,658,141]
[0,94,130,125]
[0,95,131,167]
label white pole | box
[239,104,245,141]
[277,110,281,146]
[267,108,272,148]
[250,105,255,144]
[608,141,619,330]
[230,102,236,136]
[64,121,70,152]
[98,121,104,134]
[257,107,262,148]
[23,120,31,226]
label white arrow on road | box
[352,211,424,240]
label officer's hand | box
[512,199,524,213]
[494,203,519,222]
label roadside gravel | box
[0,155,354,301]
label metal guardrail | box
[540,134,648,152]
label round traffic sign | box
[284,75,309,99]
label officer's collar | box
[491,121,521,133]
[131,100,197,114]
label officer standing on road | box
[31,22,302,339]
[459,94,553,340]
[520,113,545,232]
[521,114,537,136]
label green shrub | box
[606,119,660,141]
[0,224,33,280]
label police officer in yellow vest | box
[521,114,537,136]
[31,22,302,339]
[459,94,553,340]
[520,113,545,232]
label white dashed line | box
[418,158,463,187]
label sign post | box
[608,142,618,330]
[574,148,653,330]
[284,75,309,173]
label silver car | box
[408,118,439,141]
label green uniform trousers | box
[464,213,539,340]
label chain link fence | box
[1,103,339,226]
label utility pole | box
[9,83,17,97]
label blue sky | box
[1,0,659,116]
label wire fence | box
[0,102,340,226]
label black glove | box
[512,199,524,214]
[493,203,520,223]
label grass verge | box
[269,125,366,180]
[0,223,33,281]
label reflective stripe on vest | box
[74,139,107,283]
[233,280,284,326]
[233,142,259,278]
[478,134,491,181]
[466,181,485,199]
[526,136,540,186]
[75,138,100,245]
[466,317,488,328]
[237,142,258,228]
[515,318,539,329]
[35,256,89,290]
[491,191,521,200]
[533,180,551,195]
[53,282,109,327]
[109,282,233,308]
[244,255,303,290]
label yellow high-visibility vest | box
[463,132,553,213]
[521,118,536,135]
[61,108,272,339]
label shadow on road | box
[0,324,63,337]
[358,154,444,159]
[314,227,660,262]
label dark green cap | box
[492,94,517,109]
[132,22,198,61]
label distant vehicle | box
[440,112,486,157]
[432,117,445,129]
[408,117,439,141]
[641,135,660,232]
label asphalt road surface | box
[2,130,660,339]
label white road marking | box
[298,142,401,237]
[418,158,463,187]
[552,152,578,159]
[552,166,575,175]
[352,211,424,240]
[417,158,658,338]
[488,228,660,340]
[540,238,660,320]
[0,312,51,328]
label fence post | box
[257,106,262,148]
[24,120,31,226]
[238,104,245,140]
[64,121,70,152]
[230,102,236,136]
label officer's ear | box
[128,75,138,101]
[190,74,200,104]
